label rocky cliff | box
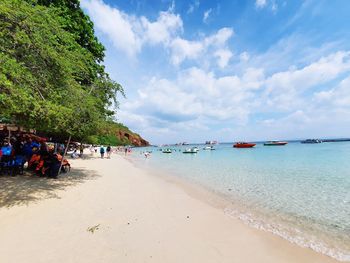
[116,130,149,147]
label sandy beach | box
[0,154,338,263]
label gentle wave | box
[224,207,350,262]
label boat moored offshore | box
[233,142,256,148]
[183,147,199,154]
[264,141,288,146]
[301,139,322,144]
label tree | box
[0,0,124,141]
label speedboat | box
[203,146,215,150]
[183,147,199,154]
[301,139,322,144]
[233,142,256,148]
[264,141,288,146]
[162,148,172,153]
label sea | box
[129,141,350,261]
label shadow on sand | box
[0,167,99,209]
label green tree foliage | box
[86,121,143,146]
[0,0,124,140]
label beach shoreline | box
[0,154,339,262]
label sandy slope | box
[0,154,337,263]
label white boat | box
[205,140,218,145]
[183,147,199,154]
[162,148,172,153]
[203,146,215,150]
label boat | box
[203,146,215,150]
[301,139,322,144]
[264,141,288,146]
[183,147,199,154]
[162,148,172,153]
[205,140,218,145]
[233,142,256,148]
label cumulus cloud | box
[214,49,233,68]
[81,0,182,56]
[140,11,183,45]
[81,0,141,56]
[169,27,234,65]
[264,51,350,110]
[314,76,350,107]
[82,0,234,68]
[120,50,350,142]
[123,66,261,134]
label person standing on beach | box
[106,145,111,159]
[79,144,84,157]
[100,146,105,159]
[124,147,128,155]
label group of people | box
[0,132,70,178]
[99,145,112,159]
[94,145,132,159]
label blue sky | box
[81,0,350,144]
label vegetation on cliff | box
[87,121,149,147]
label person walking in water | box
[106,145,111,159]
[100,146,105,159]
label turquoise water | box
[131,142,350,261]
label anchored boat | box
[203,146,215,150]
[264,141,288,146]
[233,142,256,148]
[301,139,322,144]
[183,147,199,154]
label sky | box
[80,0,350,144]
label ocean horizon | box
[130,141,350,261]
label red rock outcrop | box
[116,130,149,147]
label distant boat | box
[301,139,322,144]
[264,141,288,146]
[233,142,256,148]
[203,146,215,150]
[162,148,172,153]
[183,147,199,154]
[205,140,218,145]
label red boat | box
[233,142,256,148]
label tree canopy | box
[0,0,124,141]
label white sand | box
[0,154,338,263]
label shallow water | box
[131,142,350,261]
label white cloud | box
[169,27,234,65]
[119,50,350,143]
[271,1,278,13]
[187,0,200,14]
[203,8,212,23]
[204,27,234,47]
[314,76,350,107]
[214,49,233,68]
[170,38,204,65]
[255,0,267,8]
[239,51,250,62]
[82,0,234,69]
[121,67,259,134]
[81,0,183,56]
[264,51,350,110]
[140,11,183,45]
[81,0,141,56]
